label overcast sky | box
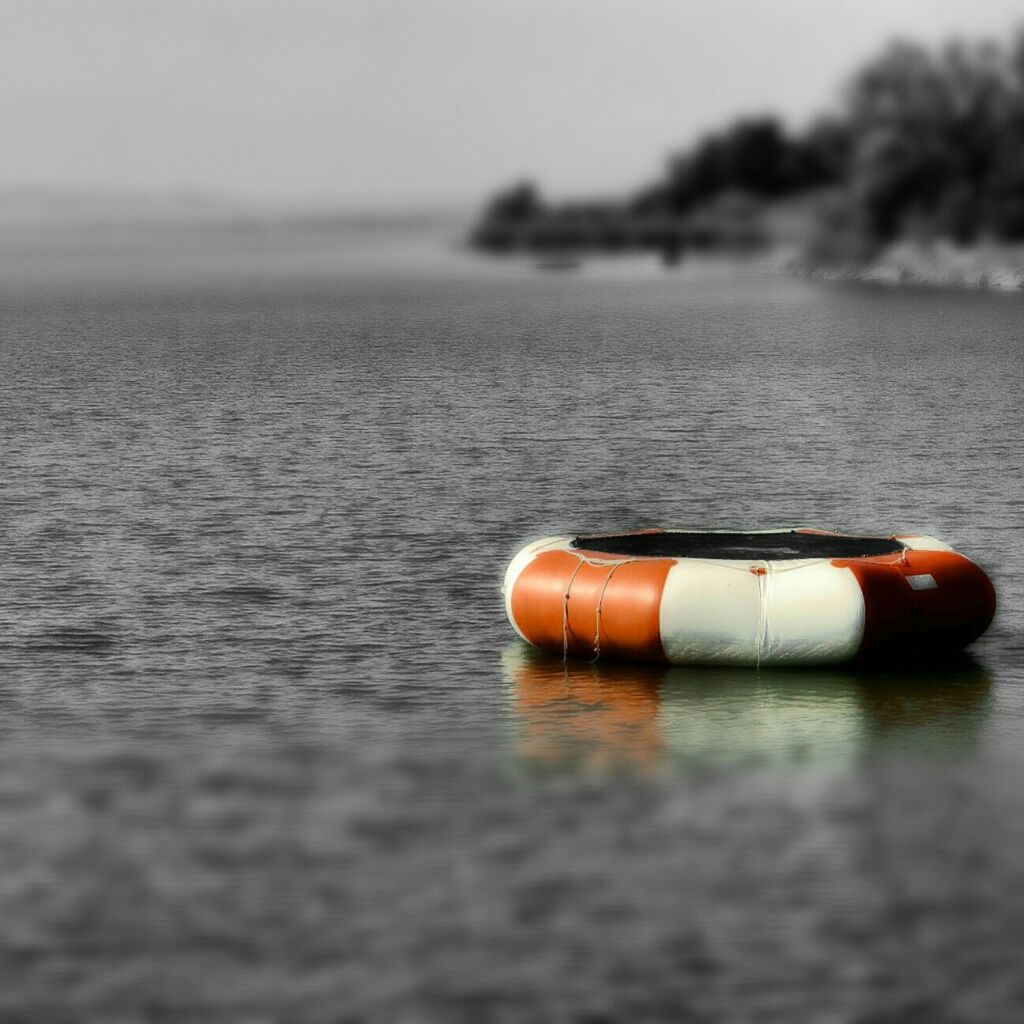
[4,0,1024,210]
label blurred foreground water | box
[2,223,1023,1022]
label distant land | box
[0,187,473,291]
[470,30,1024,289]
[0,186,467,232]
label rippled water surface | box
[3,242,1024,1021]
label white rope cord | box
[570,553,639,568]
[558,553,640,663]
[591,560,635,662]
[894,537,911,566]
[565,539,833,575]
[760,558,831,574]
[754,562,766,670]
[644,555,833,575]
[561,558,588,662]
[576,550,831,574]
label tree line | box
[474,32,1024,255]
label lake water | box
[2,228,1024,1022]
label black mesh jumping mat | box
[571,530,904,560]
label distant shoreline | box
[780,241,1024,292]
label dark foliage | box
[655,117,842,214]
[472,31,1024,255]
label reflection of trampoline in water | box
[502,644,993,774]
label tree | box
[483,181,544,223]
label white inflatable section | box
[759,561,865,664]
[657,560,762,664]
[658,559,865,666]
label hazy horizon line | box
[0,184,477,225]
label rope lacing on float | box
[561,558,588,662]
[560,553,639,664]
[891,535,912,566]
[591,561,630,663]
[753,560,769,670]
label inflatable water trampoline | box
[502,529,995,666]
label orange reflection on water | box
[504,646,666,774]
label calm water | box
[2,235,1024,1021]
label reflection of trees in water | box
[503,645,992,774]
